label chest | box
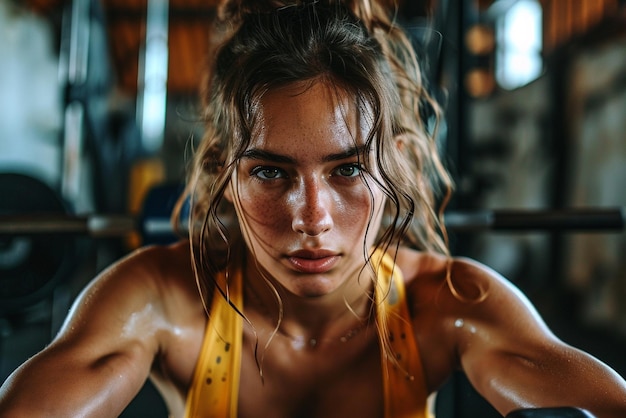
[237,332,384,418]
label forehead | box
[249,81,371,153]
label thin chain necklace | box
[245,282,373,349]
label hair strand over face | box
[172,0,457,370]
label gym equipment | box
[505,407,595,417]
[1,206,623,238]
[443,208,624,232]
[0,173,186,313]
[0,173,75,314]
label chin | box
[287,276,339,298]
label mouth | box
[286,250,340,274]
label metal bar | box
[444,208,625,232]
[0,214,136,237]
[0,208,623,238]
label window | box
[495,0,543,90]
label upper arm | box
[0,247,167,417]
[451,258,626,417]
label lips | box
[286,250,340,274]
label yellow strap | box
[373,250,429,418]
[184,269,243,418]
[185,250,428,417]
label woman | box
[1,1,625,417]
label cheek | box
[338,193,367,220]
[348,186,386,239]
[334,187,381,231]
[237,185,288,230]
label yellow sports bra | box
[184,250,429,417]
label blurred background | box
[0,0,625,416]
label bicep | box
[0,253,163,416]
[454,262,626,415]
[463,336,626,416]
[1,338,152,417]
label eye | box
[334,164,362,178]
[251,166,286,180]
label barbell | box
[1,172,624,314]
[1,206,624,238]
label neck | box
[243,259,375,348]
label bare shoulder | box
[118,240,199,309]
[392,252,626,415]
[392,247,554,391]
[77,241,195,310]
[55,240,199,347]
[395,246,540,322]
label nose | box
[291,178,333,237]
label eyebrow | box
[241,145,369,164]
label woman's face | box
[230,81,386,297]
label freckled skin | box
[230,82,385,299]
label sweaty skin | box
[1,81,626,418]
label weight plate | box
[0,173,75,314]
